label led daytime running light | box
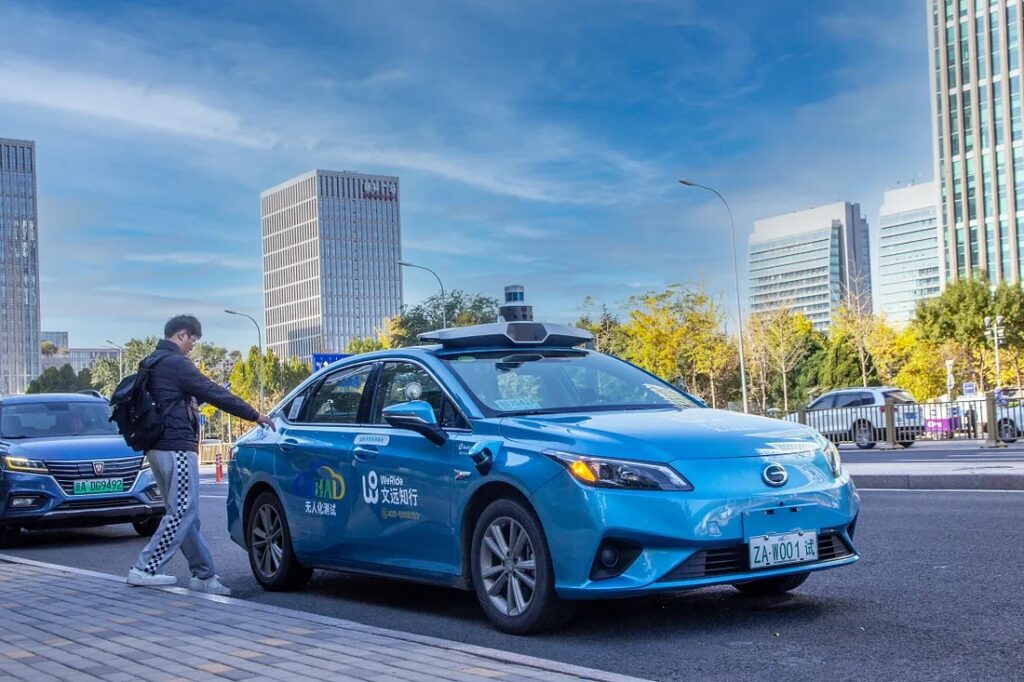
[1,455,49,473]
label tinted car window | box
[883,390,916,404]
[372,362,468,429]
[305,365,373,424]
[833,393,863,408]
[808,395,835,410]
[0,401,117,438]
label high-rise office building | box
[261,170,403,360]
[41,347,119,373]
[41,331,69,349]
[748,202,872,331]
[0,138,41,395]
[929,0,1024,283]
[878,182,942,325]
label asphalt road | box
[5,485,1023,682]
[840,439,1024,465]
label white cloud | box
[123,253,259,270]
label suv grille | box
[658,530,853,582]
[44,456,144,495]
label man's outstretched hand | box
[256,414,276,431]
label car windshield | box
[440,350,699,416]
[0,401,118,438]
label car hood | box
[0,435,137,460]
[499,408,821,462]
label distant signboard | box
[962,381,977,397]
[312,353,350,372]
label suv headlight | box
[544,451,693,491]
[1,455,49,474]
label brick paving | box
[0,558,642,682]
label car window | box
[808,395,835,410]
[0,401,117,438]
[372,361,469,429]
[833,393,862,408]
[859,392,875,406]
[305,365,373,424]
[883,390,916,404]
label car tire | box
[853,421,875,449]
[0,525,21,549]
[733,572,809,596]
[470,498,575,634]
[999,419,1019,443]
[898,441,915,448]
[132,517,163,537]
[246,491,312,591]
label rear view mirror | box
[382,400,447,445]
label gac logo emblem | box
[762,463,788,487]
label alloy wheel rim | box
[480,517,536,617]
[1001,421,1015,439]
[855,424,871,445]
[251,503,284,578]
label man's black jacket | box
[145,339,259,452]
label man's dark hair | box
[164,315,203,339]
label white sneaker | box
[188,575,231,596]
[127,567,177,586]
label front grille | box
[659,531,853,582]
[57,497,144,511]
[44,456,143,495]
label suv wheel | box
[470,499,574,634]
[999,419,1019,443]
[0,525,21,549]
[734,572,809,595]
[247,492,312,591]
[853,421,876,449]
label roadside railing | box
[198,443,233,465]
[783,392,1012,448]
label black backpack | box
[109,353,175,452]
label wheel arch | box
[241,480,280,547]
[458,480,537,586]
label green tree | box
[40,340,59,357]
[390,290,499,346]
[28,365,79,393]
[90,337,159,396]
[915,275,992,390]
[576,298,629,357]
[622,289,688,383]
[760,307,814,411]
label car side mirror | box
[382,400,447,446]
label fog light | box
[146,486,162,502]
[600,546,619,568]
[9,496,39,508]
[590,539,643,580]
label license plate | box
[72,478,124,495]
[749,530,818,569]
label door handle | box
[279,438,300,452]
[353,445,379,461]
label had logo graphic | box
[314,466,346,500]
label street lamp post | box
[985,315,1005,388]
[678,180,749,413]
[105,340,124,382]
[225,310,264,414]
[398,260,447,329]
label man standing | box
[127,315,274,595]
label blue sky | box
[1,0,932,351]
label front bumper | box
[530,452,861,599]
[0,467,165,530]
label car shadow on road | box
[10,525,143,550]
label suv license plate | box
[749,530,818,569]
[73,478,125,495]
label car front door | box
[344,360,463,577]
[806,394,836,436]
[273,363,376,563]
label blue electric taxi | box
[0,393,165,547]
[228,322,860,633]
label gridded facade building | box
[748,202,872,332]
[41,331,69,349]
[878,182,942,325]
[41,348,119,373]
[0,138,41,395]
[929,0,1024,282]
[261,170,403,361]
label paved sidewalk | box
[0,556,642,682]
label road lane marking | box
[201,495,227,499]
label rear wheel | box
[733,572,809,595]
[471,498,574,634]
[0,525,20,549]
[132,517,162,537]
[898,441,915,448]
[246,492,312,591]
[999,419,1019,443]
[853,421,876,449]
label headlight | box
[1,455,49,474]
[821,439,842,478]
[544,451,693,491]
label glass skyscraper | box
[261,170,404,361]
[929,0,1024,283]
[878,182,942,325]
[0,138,41,395]
[748,202,872,332]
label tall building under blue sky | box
[878,182,941,325]
[261,170,403,361]
[0,138,41,395]
[748,202,872,331]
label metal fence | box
[785,393,1015,448]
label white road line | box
[200,495,227,499]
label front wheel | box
[898,441,915,448]
[853,421,876,449]
[0,525,20,549]
[246,492,312,591]
[132,517,162,537]
[999,419,1019,443]
[733,572,809,595]
[471,499,574,634]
